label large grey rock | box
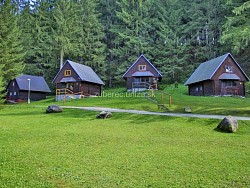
[46,105,62,113]
[96,111,112,119]
[217,116,238,133]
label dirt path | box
[60,106,250,121]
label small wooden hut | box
[53,60,104,100]
[6,74,51,102]
[185,53,249,96]
[123,54,162,91]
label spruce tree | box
[0,0,24,85]
[220,0,250,76]
[110,0,153,83]
[19,1,43,76]
[74,0,106,76]
[221,1,250,52]
[0,66,5,99]
[98,0,119,86]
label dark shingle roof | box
[15,74,51,92]
[67,60,104,85]
[184,53,249,85]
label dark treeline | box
[0,0,249,91]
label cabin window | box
[140,77,149,82]
[12,82,15,86]
[200,86,202,91]
[225,66,232,73]
[14,92,16,96]
[64,70,71,76]
[139,65,146,71]
[10,92,12,96]
[227,81,233,87]
[222,81,237,88]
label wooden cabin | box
[6,74,51,102]
[53,60,104,100]
[185,53,249,96]
[123,54,162,92]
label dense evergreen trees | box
[0,0,24,85]
[0,0,249,92]
[220,0,250,79]
[221,0,250,52]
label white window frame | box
[225,66,233,73]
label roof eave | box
[228,53,250,81]
[122,55,144,77]
[209,53,230,79]
[52,61,70,83]
[185,79,210,86]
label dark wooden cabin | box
[6,74,51,102]
[185,53,249,96]
[53,60,104,100]
[123,54,162,91]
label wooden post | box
[169,95,172,107]
[64,88,67,103]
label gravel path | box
[61,106,250,121]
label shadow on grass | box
[44,108,97,119]
[213,127,234,134]
[186,117,219,126]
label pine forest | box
[0,0,250,90]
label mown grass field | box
[40,85,250,117]
[0,86,250,187]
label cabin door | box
[220,80,239,95]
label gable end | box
[123,54,162,78]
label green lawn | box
[0,86,250,187]
[36,85,250,117]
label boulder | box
[46,105,62,113]
[96,111,112,119]
[184,106,192,113]
[158,104,168,112]
[217,116,238,133]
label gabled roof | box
[15,74,51,92]
[53,60,104,85]
[184,53,249,85]
[123,54,162,78]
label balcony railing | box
[132,82,150,88]
[220,87,239,96]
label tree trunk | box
[109,75,112,87]
[60,48,64,69]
